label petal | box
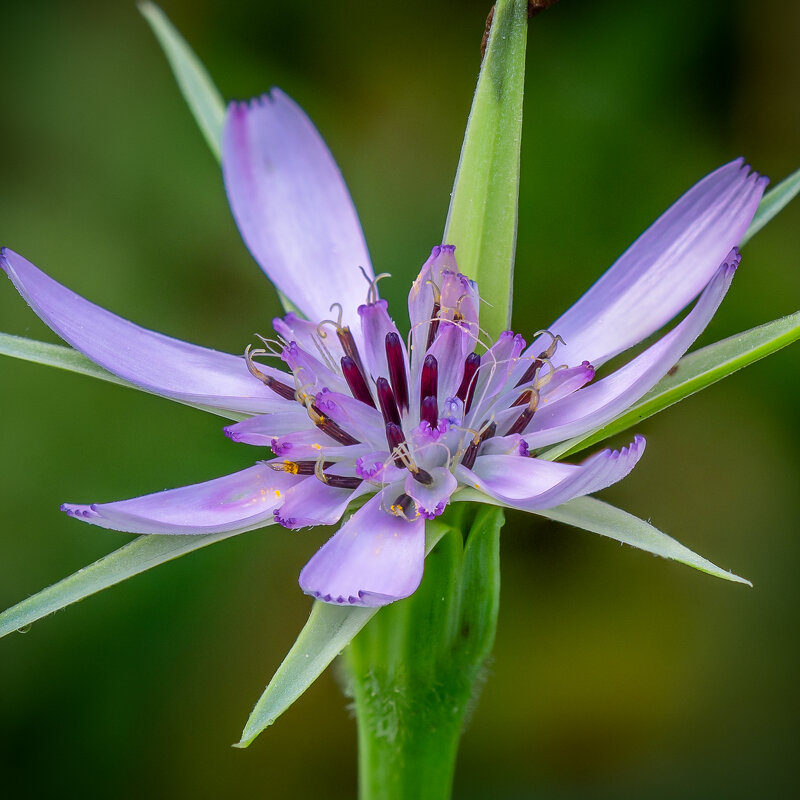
[61,464,300,535]
[404,467,458,519]
[407,245,458,372]
[314,388,385,445]
[222,90,373,324]
[224,409,315,445]
[273,312,345,363]
[530,159,767,368]
[299,490,426,606]
[456,436,646,511]
[269,429,369,460]
[424,321,472,402]
[281,341,348,395]
[357,299,407,383]
[273,475,367,530]
[1,248,288,415]
[522,256,736,449]
[468,331,527,422]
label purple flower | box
[1,90,766,607]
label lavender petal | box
[528,159,766,368]
[61,464,301,535]
[222,90,373,324]
[1,248,291,415]
[298,490,425,607]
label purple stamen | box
[505,405,535,437]
[391,493,418,522]
[412,467,434,486]
[311,404,361,446]
[385,422,406,466]
[420,355,438,408]
[456,352,480,413]
[420,395,438,428]
[320,473,363,489]
[510,388,533,408]
[385,332,409,412]
[376,377,401,426]
[514,358,542,388]
[337,325,367,378]
[341,355,376,407]
[460,421,497,470]
[271,459,334,475]
[426,302,441,350]
[265,376,297,401]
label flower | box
[1,90,766,607]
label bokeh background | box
[1,0,798,797]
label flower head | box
[1,90,766,607]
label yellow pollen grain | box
[312,443,322,451]
[283,460,300,475]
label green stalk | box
[344,507,503,800]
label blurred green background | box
[1,0,798,797]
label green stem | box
[343,506,504,800]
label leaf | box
[235,520,453,747]
[442,0,528,340]
[139,3,306,321]
[0,530,246,639]
[741,165,800,246]
[0,333,244,422]
[139,1,225,159]
[535,496,751,585]
[454,490,750,586]
[538,309,800,461]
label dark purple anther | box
[426,302,441,350]
[385,422,406,466]
[385,332,409,412]
[337,325,367,378]
[341,355,376,407]
[392,493,418,522]
[456,352,480,413]
[286,460,334,475]
[505,407,534,437]
[514,358,542,388]
[311,404,361,446]
[420,395,438,428]
[321,473,363,489]
[511,388,533,408]
[376,377,401,426]
[460,421,497,470]
[264,376,296,402]
[412,467,433,486]
[420,354,438,408]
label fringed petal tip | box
[302,588,403,608]
[721,246,742,276]
[298,491,425,607]
[595,433,646,463]
[226,87,286,115]
[61,503,99,520]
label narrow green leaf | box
[741,166,800,246]
[0,333,245,421]
[454,490,749,586]
[0,529,247,639]
[443,0,528,340]
[535,496,751,585]
[539,309,800,461]
[139,1,225,159]
[236,520,452,747]
[1,332,132,388]
[140,3,305,320]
